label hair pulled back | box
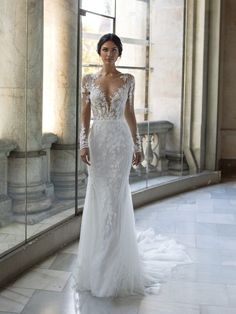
[97,33,123,56]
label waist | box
[92,118,125,122]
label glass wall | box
[0,0,190,258]
[147,0,188,186]
[0,0,79,258]
[79,0,187,193]
[0,0,38,255]
[42,0,78,225]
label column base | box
[166,151,189,175]
[8,153,54,214]
[0,195,13,226]
[51,172,87,200]
[157,158,169,173]
[51,144,87,200]
[9,183,53,214]
[13,198,75,225]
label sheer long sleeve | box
[126,75,141,153]
[79,75,91,150]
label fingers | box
[81,156,91,166]
[132,152,142,166]
[80,149,91,166]
[85,155,91,166]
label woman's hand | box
[132,151,142,166]
[80,148,91,166]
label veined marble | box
[0,0,54,215]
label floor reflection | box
[74,291,142,314]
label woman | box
[73,33,190,298]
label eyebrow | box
[102,45,118,49]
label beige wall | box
[149,0,185,154]
[219,0,236,161]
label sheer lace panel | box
[79,75,91,150]
[81,74,91,106]
[80,126,89,150]
[93,72,130,110]
[83,72,134,120]
[128,75,135,106]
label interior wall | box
[218,0,236,176]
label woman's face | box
[99,40,120,65]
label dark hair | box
[97,33,123,56]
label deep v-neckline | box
[93,73,127,111]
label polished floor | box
[0,175,177,255]
[1,180,236,314]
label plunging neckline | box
[93,72,127,111]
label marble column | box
[42,133,58,198]
[0,140,17,225]
[43,0,87,201]
[0,0,54,214]
[183,0,220,173]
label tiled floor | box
[0,175,177,255]
[1,180,236,314]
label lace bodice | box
[79,71,141,152]
[82,72,135,120]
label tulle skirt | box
[73,119,191,297]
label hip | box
[89,119,133,146]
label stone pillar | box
[42,133,58,198]
[0,0,54,214]
[0,140,16,225]
[43,0,87,201]
[183,0,221,173]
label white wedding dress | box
[73,72,190,298]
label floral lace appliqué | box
[85,72,134,120]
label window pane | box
[147,0,186,184]
[81,0,115,17]
[40,0,78,238]
[82,13,113,36]
[119,43,146,68]
[82,37,100,67]
[116,0,147,39]
[121,69,146,122]
[0,0,27,254]
[81,13,113,68]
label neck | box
[100,64,118,76]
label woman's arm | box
[80,75,91,165]
[124,104,141,152]
[124,75,142,165]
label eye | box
[102,47,108,51]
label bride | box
[73,33,190,298]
